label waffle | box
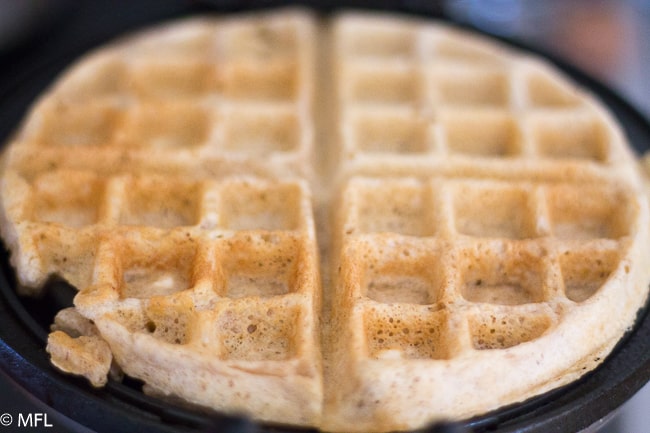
[321,14,650,431]
[4,11,315,183]
[1,10,324,427]
[1,9,649,433]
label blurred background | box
[445,0,650,120]
[0,1,648,432]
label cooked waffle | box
[323,177,648,431]
[320,15,649,431]
[2,169,324,425]
[330,13,637,184]
[0,9,648,433]
[4,10,315,182]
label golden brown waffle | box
[5,11,315,181]
[2,170,324,425]
[330,14,638,184]
[320,14,649,431]
[323,177,648,431]
[0,9,648,433]
[0,10,323,427]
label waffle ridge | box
[0,9,649,433]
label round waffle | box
[0,9,648,433]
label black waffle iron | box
[0,2,648,432]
